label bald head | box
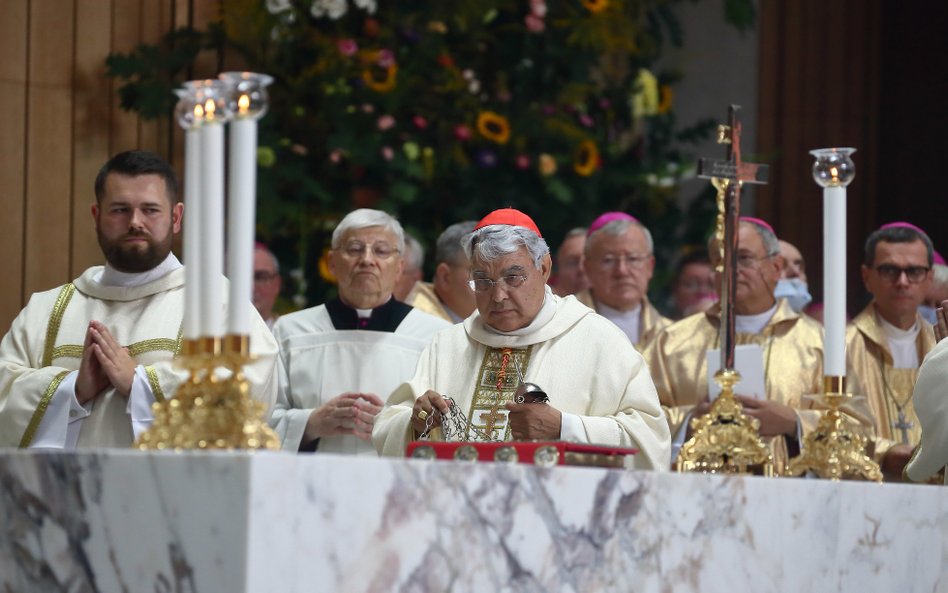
[779,240,806,283]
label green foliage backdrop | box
[107,0,754,309]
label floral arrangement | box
[107,0,754,308]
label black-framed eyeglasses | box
[873,264,930,284]
[469,274,528,292]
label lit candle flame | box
[238,94,250,115]
[193,103,204,119]
[829,166,839,179]
[204,99,216,121]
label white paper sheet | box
[706,343,766,400]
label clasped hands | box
[933,299,948,342]
[691,394,797,437]
[304,392,385,442]
[411,390,562,440]
[75,320,137,405]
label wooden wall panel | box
[109,0,142,154]
[24,0,76,298]
[72,0,115,276]
[0,0,29,332]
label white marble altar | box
[1,450,945,593]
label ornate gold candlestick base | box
[676,369,774,476]
[786,376,881,481]
[135,336,279,451]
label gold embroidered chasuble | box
[406,281,455,323]
[573,290,671,351]
[372,294,672,469]
[0,266,279,448]
[642,299,869,473]
[845,303,935,463]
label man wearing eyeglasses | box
[373,208,671,469]
[846,222,937,480]
[575,212,671,351]
[252,243,282,330]
[269,209,451,455]
[643,217,835,473]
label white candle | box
[823,185,846,376]
[200,119,225,338]
[226,113,257,336]
[183,127,202,340]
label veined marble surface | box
[0,450,945,593]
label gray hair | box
[436,221,477,266]
[585,219,654,254]
[742,219,780,257]
[402,234,425,271]
[462,225,550,270]
[331,208,406,253]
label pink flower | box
[579,113,594,127]
[337,39,358,56]
[412,115,428,129]
[329,149,345,164]
[516,154,532,169]
[454,125,472,141]
[525,14,545,32]
[377,115,396,130]
[530,0,548,18]
[376,49,395,68]
[381,146,394,161]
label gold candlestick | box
[134,336,279,451]
[786,376,881,481]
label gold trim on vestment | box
[51,345,84,360]
[467,346,534,441]
[19,370,71,448]
[42,284,76,367]
[144,366,165,402]
[50,338,179,362]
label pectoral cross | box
[893,410,914,445]
[697,105,769,372]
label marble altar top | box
[1,450,944,593]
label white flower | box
[310,0,348,20]
[266,0,293,13]
[353,0,377,14]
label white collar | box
[487,285,556,336]
[596,300,642,320]
[878,312,919,341]
[96,253,181,288]
[735,302,778,334]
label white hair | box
[462,225,550,270]
[254,245,280,273]
[585,219,654,253]
[742,220,780,256]
[331,208,406,252]
[436,221,477,265]
[402,234,425,271]
[933,263,948,287]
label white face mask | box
[774,278,812,312]
[918,304,937,325]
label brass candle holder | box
[134,336,279,451]
[786,376,881,481]
[677,369,774,475]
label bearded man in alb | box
[0,150,279,448]
[373,208,671,469]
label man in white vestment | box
[405,221,477,323]
[906,302,948,484]
[372,208,671,469]
[0,150,279,448]
[270,209,450,455]
[574,212,671,350]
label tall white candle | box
[823,185,847,376]
[183,127,202,340]
[226,115,257,336]
[200,119,225,338]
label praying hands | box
[305,392,384,442]
[75,320,136,404]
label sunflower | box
[361,51,398,93]
[573,140,600,176]
[658,84,673,114]
[318,248,337,284]
[581,0,609,13]
[476,111,511,144]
